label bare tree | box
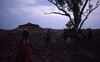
[47,0,100,29]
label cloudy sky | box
[0,0,100,29]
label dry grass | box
[0,29,100,62]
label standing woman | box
[16,29,33,62]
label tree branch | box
[48,0,68,15]
[44,11,66,16]
[80,0,88,17]
[48,0,74,25]
[79,2,100,29]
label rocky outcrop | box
[16,23,42,30]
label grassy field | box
[0,24,100,62]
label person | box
[63,29,67,43]
[46,30,51,42]
[87,28,93,41]
[70,29,79,62]
[63,29,71,51]
[45,29,51,48]
[16,29,34,62]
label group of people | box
[63,28,93,61]
[16,28,92,62]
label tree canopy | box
[48,0,100,29]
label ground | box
[0,24,100,62]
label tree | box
[66,21,73,29]
[47,0,100,29]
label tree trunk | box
[73,1,80,29]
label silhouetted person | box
[78,29,83,45]
[45,30,51,47]
[70,29,79,62]
[63,29,71,54]
[65,29,72,54]
[63,29,67,42]
[82,31,87,40]
[16,29,34,62]
[63,29,71,43]
[87,28,93,41]
[46,30,51,42]
[66,29,72,44]
[78,29,82,39]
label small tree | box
[47,0,100,29]
[66,21,73,29]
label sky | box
[0,0,100,30]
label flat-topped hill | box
[16,23,42,30]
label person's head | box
[47,29,50,33]
[22,29,29,39]
[64,29,67,32]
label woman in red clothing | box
[16,29,33,62]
